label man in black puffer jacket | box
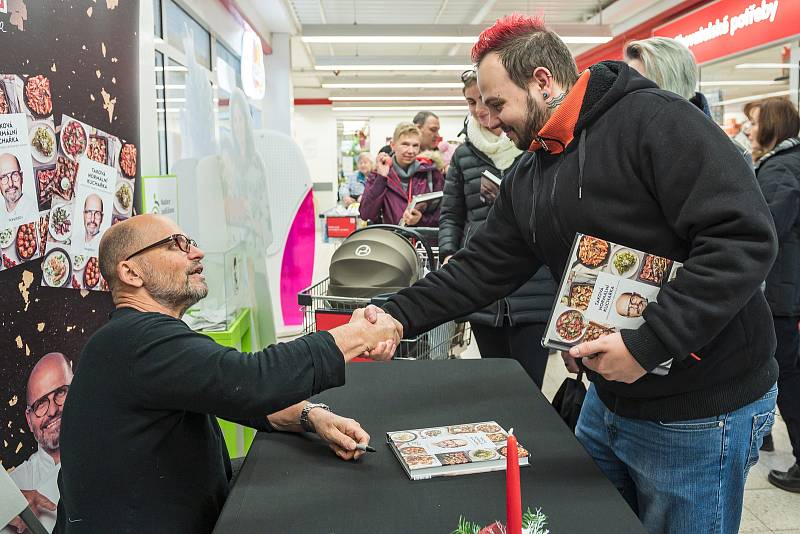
[382,15,779,533]
[440,72,556,387]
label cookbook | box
[542,233,682,375]
[408,190,443,213]
[387,421,529,481]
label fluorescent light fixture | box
[301,24,611,46]
[332,105,467,112]
[710,89,793,107]
[735,63,799,69]
[156,98,187,103]
[316,64,470,71]
[303,35,610,44]
[303,36,476,44]
[322,82,462,89]
[699,80,787,87]
[154,84,186,90]
[330,96,464,101]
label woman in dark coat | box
[745,97,800,492]
[438,70,557,388]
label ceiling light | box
[735,63,799,69]
[322,82,463,89]
[332,105,467,112]
[300,24,612,46]
[302,35,610,45]
[710,89,793,107]
[316,64,471,71]
[330,96,464,101]
[699,80,787,86]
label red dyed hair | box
[471,14,546,64]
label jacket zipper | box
[548,155,575,250]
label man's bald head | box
[27,352,72,406]
[99,214,174,292]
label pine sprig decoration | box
[522,507,549,534]
[452,516,482,534]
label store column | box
[264,32,292,135]
[791,42,800,108]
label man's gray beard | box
[513,94,551,151]
[142,265,209,314]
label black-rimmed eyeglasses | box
[27,385,69,418]
[125,233,197,261]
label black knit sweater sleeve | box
[384,172,543,337]
[131,316,346,421]
[621,99,778,371]
[438,150,467,260]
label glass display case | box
[183,241,247,331]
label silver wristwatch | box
[300,402,331,433]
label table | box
[214,360,645,533]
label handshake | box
[331,305,404,362]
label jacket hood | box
[574,61,658,135]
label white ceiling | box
[250,0,703,113]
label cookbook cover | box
[41,114,137,291]
[387,421,529,481]
[542,234,682,375]
[0,74,57,272]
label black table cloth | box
[214,359,645,533]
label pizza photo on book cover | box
[542,234,683,375]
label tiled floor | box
[310,235,799,533]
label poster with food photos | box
[0,74,56,272]
[41,114,137,291]
[542,233,682,375]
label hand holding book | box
[567,332,647,384]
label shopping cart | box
[298,225,470,360]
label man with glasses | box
[82,194,103,249]
[0,153,34,220]
[5,352,73,533]
[54,214,402,533]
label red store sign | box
[654,0,800,64]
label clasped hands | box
[561,333,646,384]
[348,304,403,360]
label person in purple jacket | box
[359,122,444,227]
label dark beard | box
[512,94,551,151]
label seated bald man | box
[54,214,402,534]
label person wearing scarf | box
[438,69,557,388]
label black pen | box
[356,443,376,453]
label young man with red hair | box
[382,14,779,533]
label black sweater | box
[439,128,556,325]
[55,307,345,533]
[385,62,779,421]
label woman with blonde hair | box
[743,97,800,491]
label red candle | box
[506,429,522,534]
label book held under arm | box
[542,233,683,376]
[387,421,529,480]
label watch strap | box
[300,402,331,433]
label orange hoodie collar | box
[529,70,590,155]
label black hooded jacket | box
[384,62,779,421]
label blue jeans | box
[576,383,777,534]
